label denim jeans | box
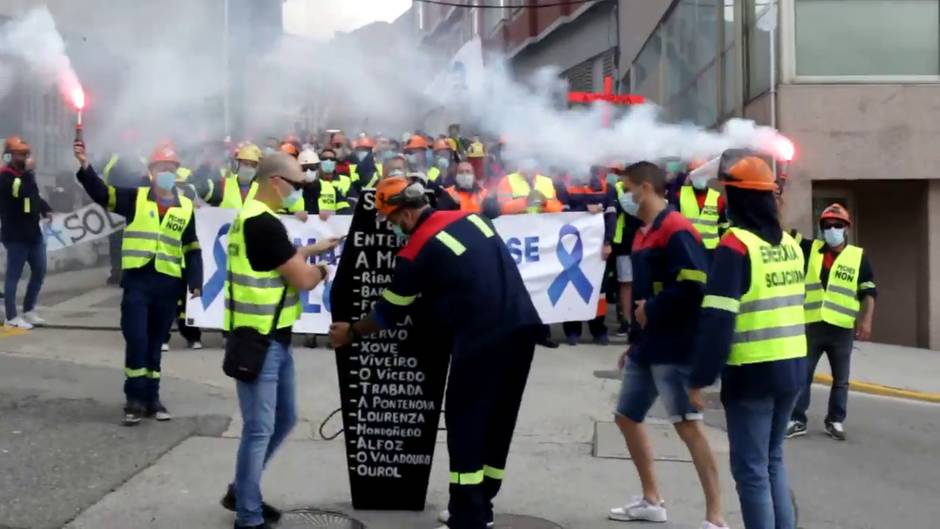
[725,391,799,529]
[233,339,297,527]
[3,240,46,320]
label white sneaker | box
[188,341,203,350]
[701,521,730,529]
[437,509,494,528]
[4,316,34,330]
[609,496,667,522]
[161,342,170,352]
[22,311,45,326]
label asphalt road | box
[0,355,230,529]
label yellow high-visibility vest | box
[679,186,721,250]
[804,240,864,329]
[225,199,301,332]
[725,228,807,366]
[121,188,193,279]
[503,172,556,214]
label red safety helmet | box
[819,203,852,226]
[432,138,451,152]
[279,142,300,158]
[4,136,30,154]
[149,145,181,167]
[354,136,375,149]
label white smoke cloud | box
[0,6,80,103]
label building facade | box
[620,0,940,348]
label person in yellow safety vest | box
[427,138,456,185]
[296,148,350,219]
[494,159,564,215]
[318,147,356,207]
[688,149,806,529]
[677,159,727,253]
[219,152,336,528]
[787,203,876,442]
[73,139,203,427]
[101,151,149,286]
[213,143,303,215]
[608,162,643,340]
[348,135,382,190]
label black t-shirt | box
[242,212,298,343]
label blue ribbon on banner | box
[201,223,231,309]
[547,224,593,306]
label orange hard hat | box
[718,149,776,192]
[354,136,375,149]
[4,136,30,153]
[279,142,300,157]
[375,176,426,218]
[404,135,429,151]
[432,138,450,152]
[149,145,181,166]
[819,203,852,226]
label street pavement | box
[0,325,938,529]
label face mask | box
[391,223,408,239]
[263,147,276,156]
[282,188,303,209]
[619,191,639,217]
[823,227,845,248]
[237,166,256,185]
[304,169,318,182]
[406,153,418,165]
[382,151,396,162]
[691,175,709,190]
[455,172,474,190]
[356,150,368,162]
[321,160,336,173]
[155,171,177,191]
[606,173,618,186]
[437,157,450,170]
[425,148,433,161]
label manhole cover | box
[281,509,365,529]
[495,514,565,529]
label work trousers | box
[165,289,202,344]
[562,316,608,340]
[3,239,46,320]
[792,322,854,425]
[121,271,181,406]
[446,327,536,529]
[107,231,123,281]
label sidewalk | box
[812,341,940,402]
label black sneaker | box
[122,402,145,426]
[221,485,282,524]
[565,334,579,346]
[785,420,806,439]
[825,421,847,441]
[537,337,560,349]
[146,402,172,421]
[234,524,269,529]
[615,321,630,337]
[592,333,610,346]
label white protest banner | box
[42,203,125,252]
[185,208,351,332]
[187,208,605,332]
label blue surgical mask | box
[619,191,639,217]
[606,173,618,186]
[155,171,176,191]
[823,227,845,248]
[406,153,418,165]
[282,189,303,209]
[356,150,368,162]
[437,157,450,169]
[321,160,336,173]
[691,175,709,190]
[237,167,256,185]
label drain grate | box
[280,509,365,529]
[495,514,565,528]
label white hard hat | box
[298,149,320,165]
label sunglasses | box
[821,222,847,230]
[277,175,305,191]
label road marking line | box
[814,374,940,404]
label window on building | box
[662,0,720,125]
[745,0,773,99]
[721,0,738,116]
[795,0,940,76]
[633,33,663,103]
